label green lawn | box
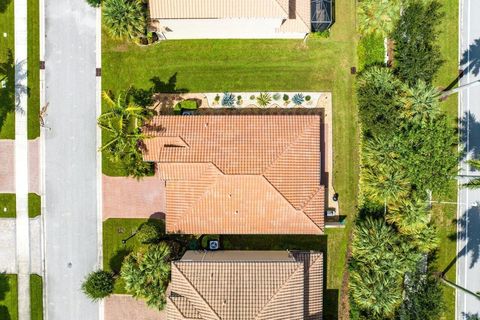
[434,0,459,318]
[27,0,40,140]
[30,274,43,320]
[28,193,41,218]
[0,194,16,218]
[0,0,15,139]
[102,0,357,316]
[0,274,18,320]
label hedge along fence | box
[204,92,330,109]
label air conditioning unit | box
[209,240,219,250]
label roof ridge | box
[275,0,311,31]
[172,262,221,320]
[254,261,305,319]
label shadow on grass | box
[0,50,15,134]
[109,248,132,274]
[0,306,11,320]
[0,273,11,320]
[0,0,12,13]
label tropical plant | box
[400,81,441,125]
[292,93,305,105]
[305,95,311,101]
[86,0,101,7]
[273,93,281,101]
[349,217,420,317]
[121,243,171,310]
[81,270,114,301]
[283,94,289,101]
[221,92,235,107]
[256,92,272,107]
[137,221,163,244]
[386,196,430,236]
[357,0,401,38]
[392,0,444,85]
[214,94,220,102]
[463,159,480,188]
[103,0,146,39]
[250,95,255,100]
[357,66,402,137]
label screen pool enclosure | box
[311,0,333,31]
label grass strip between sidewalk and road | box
[0,274,18,320]
[0,0,15,139]
[30,274,43,320]
[27,0,40,140]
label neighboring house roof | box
[167,250,323,320]
[142,115,324,234]
[149,0,311,33]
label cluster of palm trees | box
[102,0,147,40]
[99,89,155,178]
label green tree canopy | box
[400,81,441,125]
[392,0,444,85]
[103,0,146,39]
[81,270,114,301]
[121,243,171,310]
[357,0,401,38]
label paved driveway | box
[104,295,166,320]
[44,0,98,319]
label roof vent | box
[204,122,208,128]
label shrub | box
[283,94,289,101]
[214,94,220,102]
[357,34,385,71]
[222,92,235,107]
[292,93,305,105]
[81,270,114,301]
[237,95,242,100]
[305,95,311,101]
[256,92,272,107]
[86,0,101,7]
[137,221,162,244]
[273,93,281,101]
[250,95,255,100]
[103,0,146,39]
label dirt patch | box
[102,175,166,220]
[104,294,166,320]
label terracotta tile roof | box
[149,0,311,33]
[167,250,323,320]
[143,115,324,234]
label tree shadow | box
[463,312,480,320]
[459,111,480,161]
[109,248,132,274]
[0,50,16,132]
[0,273,11,301]
[461,38,480,77]
[0,0,12,13]
[149,73,188,94]
[443,206,480,275]
[0,306,11,320]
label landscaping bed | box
[0,193,16,218]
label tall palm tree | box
[400,81,441,125]
[103,0,146,39]
[387,196,430,236]
[463,159,480,188]
[121,243,171,310]
[357,0,401,38]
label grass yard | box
[0,0,15,139]
[0,193,16,218]
[103,218,165,294]
[102,0,358,317]
[28,193,41,218]
[27,0,40,140]
[434,0,459,318]
[357,34,384,71]
[30,274,43,320]
[0,274,18,320]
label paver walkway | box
[14,0,31,317]
[103,175,165,220]
[104,295,166,320]
[0,139,40,193]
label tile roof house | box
[148,0,313,39]
[167,250,323,320]
[142,115,325,235]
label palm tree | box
[121,243,171,310]
[361,163,410,211]
[103,0,146,39]
[463,159,480,188]
[387,196,430,236]
[357,0,401,38]
[400,81,441,125]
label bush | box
[237,95,242,100]
[137,221,162,244]
[283,94,289,101]
[81,270,114,301]
[250,95,255,100]
[273,93,281,101]
[86,0,101,7]
[357,34,385,71]
[130,87,153,107]
[214,94,220,102]
[305,95,311,101]
[222,92,235,107]
[309,30,330,38]
[392,1,444,85]
[103,0,146,39]
[292,93,305,105]
[256,92,272,107]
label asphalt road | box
[457,0,480,318]
[44,0,99,319]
